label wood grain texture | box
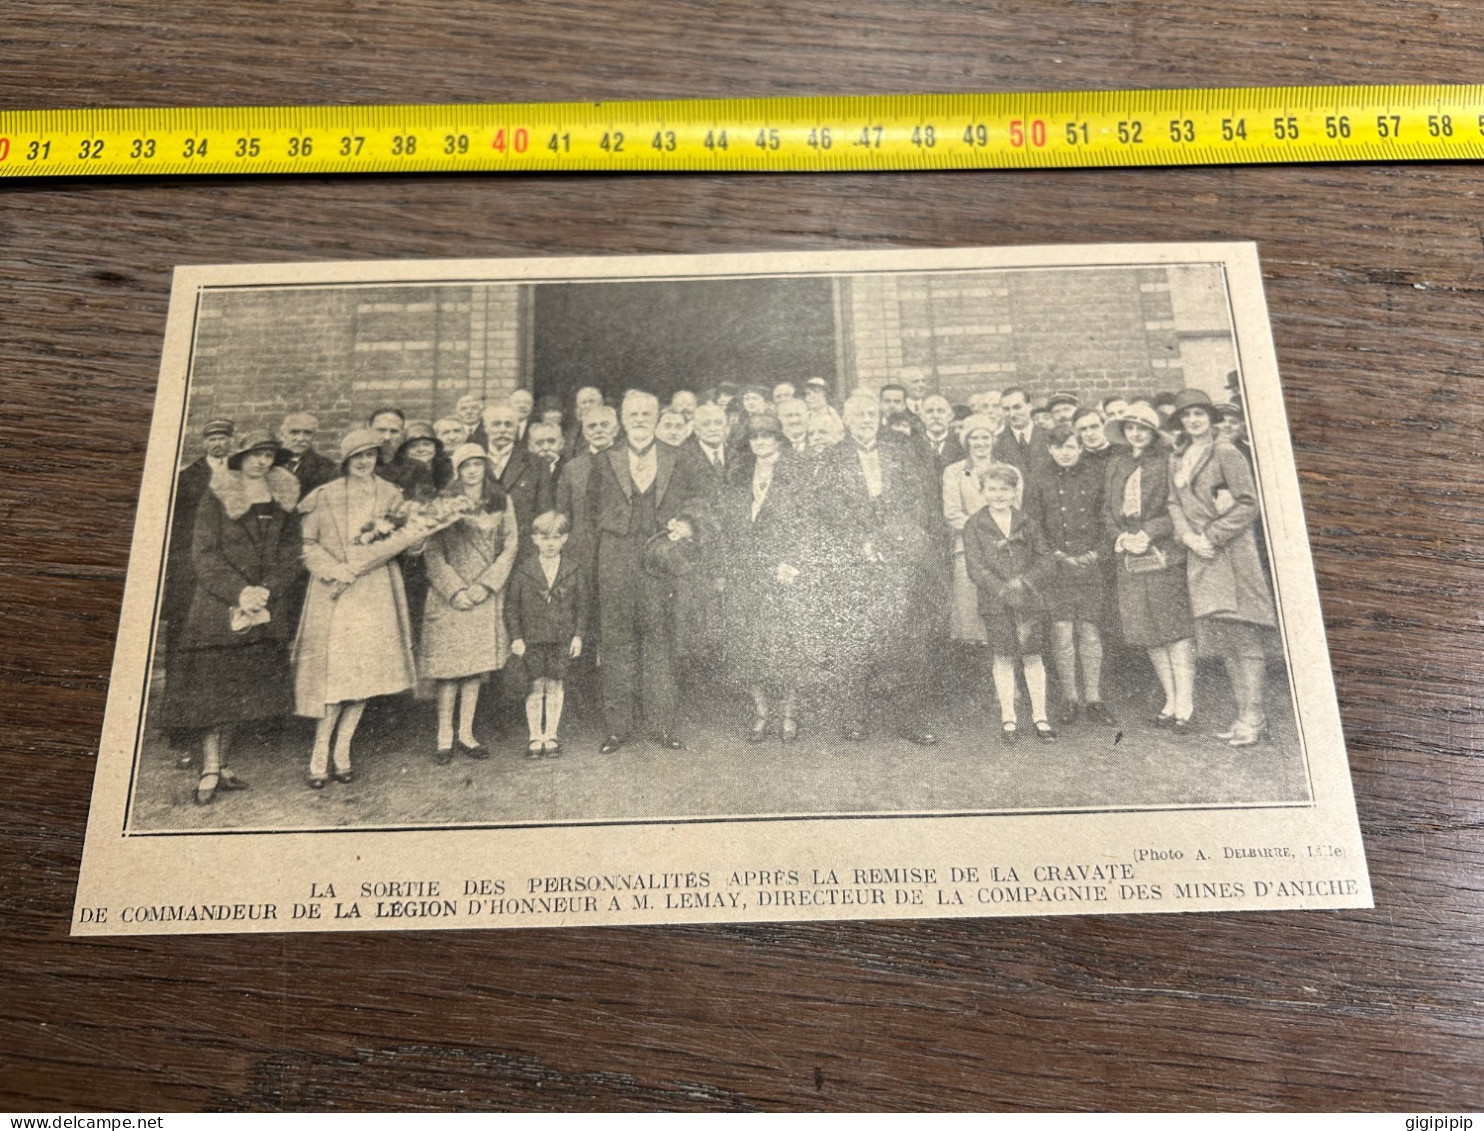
[2,0,1481,1111]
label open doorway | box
[530,275,837,407]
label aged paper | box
[73,243,1370,935]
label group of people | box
[160,371,1277,806]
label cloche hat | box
[339,427,383,465]
[226,431,280,469]
[1104,402,1164,445]
[449,442,492,472]
[1169,388,1223,429]
[396,420,444,458]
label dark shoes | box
[1171,716,1194,735]
[1154,712,1176,729]
[1056,700,1080,726]
[1082,702,1117,726]
[332,769,354,784]
[600,735,625,755]
[1033,721,1058,742]
[842,725,867,742]
[655,734,685,750]
[903,728,939,746]
[747,714,770,743]
[434,746,454,765]
[459,740,489,761]
[1000,722,1019,744]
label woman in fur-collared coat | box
[161,433,302,805]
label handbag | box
[1122,545,1168,575]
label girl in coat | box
[1103,402,1197,731]
[941,414,1000,643]
[293,428,422,788]
[419,443,519,762]
[962,463,1056,742]
[161,432,301,804]
[1166,388,1278,746]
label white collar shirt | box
[629,443,658,493]
[855,443,883,499]
[487,445,513,480]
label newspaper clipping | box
[72,243,1371,935]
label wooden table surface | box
[3,0,1482,1112]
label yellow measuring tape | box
[3,85,1482,177]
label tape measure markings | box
[2,86,1482,176]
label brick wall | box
[842,264,1235,408]
[181,267,1237,465]
[185,283,525,460]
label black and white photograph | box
[74,244,1369,934]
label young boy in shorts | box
[506,510,588,757]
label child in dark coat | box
[505,511,588,757]
[962,463,1057,742]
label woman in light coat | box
[941,415,1001,643]
[419,443,519,762]
[1166,388,1278,747]
[293,428,421,788]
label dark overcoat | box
[163,457,216,632]
[962,506,1054,620]
[992,425,1050,483]
[815,439,941,672]
[493,444,554,546]
[719,452,816,687]
[179,489,303,650]
[275,448,340,496]
[584,442,702,736]
[505,553,590,647]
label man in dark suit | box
[482,400,552,548]
[920,395,966,474]
[163,418,234,685]
[585,389,701,753]
[776,397,811,456]
[992,387,1047,482]
[820,392,940,746]
[555,406,617,541]
[509,388,535,445]
[562,385,606,458]
[527,420,565,478]
[273,412,338,496]
[551,404,618,724]
[455,393,487,451]
[684,401,744,500]
[673,400,741,685]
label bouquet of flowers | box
[354,495,476,545]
